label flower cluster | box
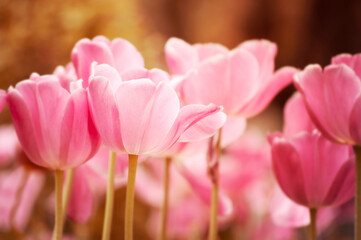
[0,36,359,240]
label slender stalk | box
[62,168,75,223]
[354,146,361,240]
[309,208,317,240]
[102,151,117,240]
[125,154,138,240]
[54,170,64,240]
[158,157,171,240]
[208,128,223,240]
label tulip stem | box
[309,208,317,240]
[354,146,361,240]
[54,170,64,240]
[208,128,223,240]
[62,168,75,224]
[159,157,171,240]
[125,154,138,240]
[102,151,117,240]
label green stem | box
[309,208,317,240]
[54,170,64,240]
[125,154,138,240]
[354,146,361,240]
[208,128,222,240]
[102,151,117,240]
[158,157,171,240]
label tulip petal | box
[115,80,180,154]
[240,39,277,81]
[332,53,361,79]
[121,68,170,85]
[88,77,123,151]
[239,66,298,117]
[165,37,198,75]
[110,38,145,74]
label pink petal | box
[193,43,229,62]
[72,39,114,87]
[283,92,315,138]
[91,63,122,90]
[239,66,298,117]
[110,38,145,74]
[0,125,19,167]
[295,64,361,144]
[332,53,361,79]
[115,80,179,154]
[181,49,259,114]
[221,116,247,147]
[158,104,222,152]
[239,39,277,81]
[67,168,94,223]
[88,77,123,151]
[178,110,226,142]
[165,37,198,75]
[121,68,170,85]
[350,96,361,145]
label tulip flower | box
[0,125,20,167]
[268,93,355,240]
[165,38,297,240]
[72,36,144,87]
[7,72,100,240]
[294,56,361,239]
[88,63,225,240]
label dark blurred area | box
[0,0,360,239]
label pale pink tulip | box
[7,73,100,170]
[88,64,225,155]
[165,38,298,117]
[0,166,44,232]
[294,60,361,145]
[72,36,144,87]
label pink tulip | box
[294,60,361,145]
[165,38,298,117]
[88,64,225,155]
[7,72,100,170]
[0,166,45,232]
[268,93,355,208]
[72,36,144,87]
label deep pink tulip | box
[72,36,144,87]
[7,73,100,170]
[294,59,361,145]
[268,94,355,208]
[0,166,44,232]
[88,64,225,155]
[165,38,298,117]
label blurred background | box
[0,0,361,239]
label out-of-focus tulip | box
[0,125,20,167]
[268,93,355,208]
[67,146,130,223]
[165,38,298,117]
[0,166,45,232]
[88,64,226,155]
[72,36,144,87]
[7,73,100,170]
